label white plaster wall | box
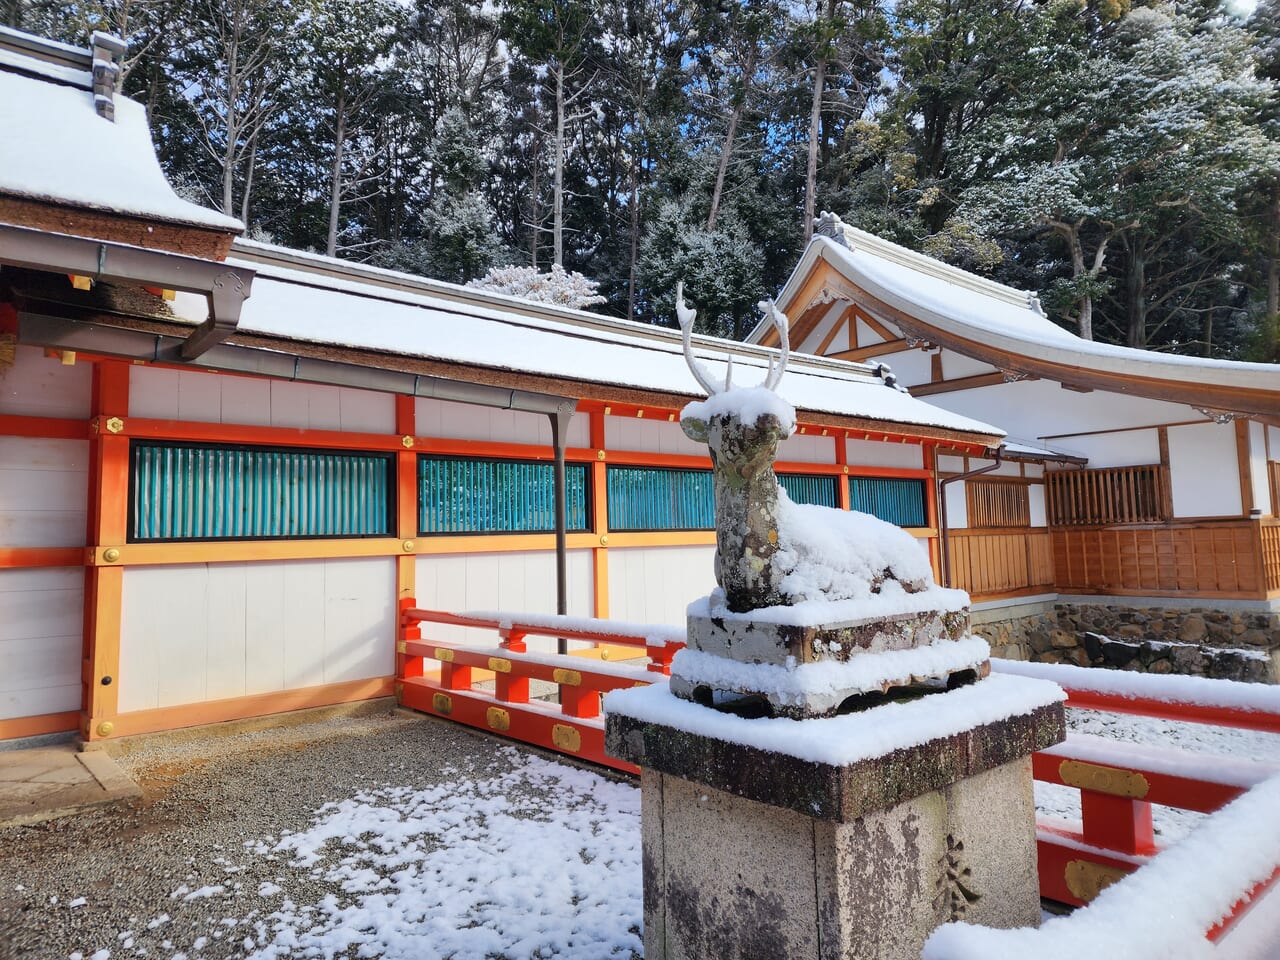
[1024,464,1044,479]
[1029,484,1047,527]
[414,549,593,650]
[926,378,1201,446]
[879,348,933,386]
[606,416,704,457]
[131,366,394,433]
[1058,430,1160,469]
[943,481,968,529]
[795,303,845,354]
[941,350,996,380]
[0,347,92,417]
[937,455,966,474]
[0,438,88,547]
[1269,426,1280,460]
[0,568,83,720]
[118,558,395,712]
[417,398,589,448]
[845,439,923,470]
[607,545,717,628]
[1250,421,1270,515]
[777,432,834,464]
[855,318,888,346]
[1167,422,1242,519]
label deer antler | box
[677,282,726,396]
[758,300,790,392]
[677,286,791,396]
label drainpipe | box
[548,402,576,653]
[16,310,582,623]
[938,445,1004,588]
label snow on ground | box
[233,750,641,960]
[64,704,1275,958]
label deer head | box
[676,282,789,397]
[676,286,795,612]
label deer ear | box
[681,415,710,443]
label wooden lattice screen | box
[966,479,1031,528]
[1045,465,1169,526]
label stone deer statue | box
[677,283,792,613]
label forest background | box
[6,0,1280,357]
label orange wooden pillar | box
[924,442,941,577]
[834,434,851,511]
[395,396,419,700]
[82,360,130,742]
[590,409,610,618]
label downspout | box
[548,401,577,653]
[938,445,1004,588]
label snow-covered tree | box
[953,6,1278,344]
[467,264,607,310]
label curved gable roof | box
[762,217,1280,419]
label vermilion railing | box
[397,601,683,772]
[992,658,1280,942]
[397,608,1280,941]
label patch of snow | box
[180,886,224,902]
[681,386,797,431]
[923,773,1280,960]
[604,673,1063,765]
[993,658,1280,713]
[241,751,641,959]
[773,490,943,605]
[670,636,990,702]
[208,258,1004,439]
[68,897,87,908]
[0,68,241,231]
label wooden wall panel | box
[947,530,1054,598]
[1051,521,1267,599]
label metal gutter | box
[0,223,252,359]
[16,310,580,605]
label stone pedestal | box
[606,680,1064,960]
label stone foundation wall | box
[974,603,1279,684]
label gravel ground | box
[0,710,608,960]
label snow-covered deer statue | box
[677,282,793,613]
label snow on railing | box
[993,658,1280,733]
[396,602,684,772]
[923,773,1280,960]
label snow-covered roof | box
[762,216,1280,407]
[0,31,242,233]
[166,241,1004,440]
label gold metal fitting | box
[401,435,414,448]
[395,641,407,654]
[487,657,512,674]
[553,668,582,687]
[95,721,114,738]
[596,449,606,461]
[105,416,124,435]
[102,547,121,563]
[551,724,581,753]
[843,465,849,474]
[599,535,609,546]
[486,707,511,732]
[401,540,416,553]
[435,648,455,662]
[432,692,452,715]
